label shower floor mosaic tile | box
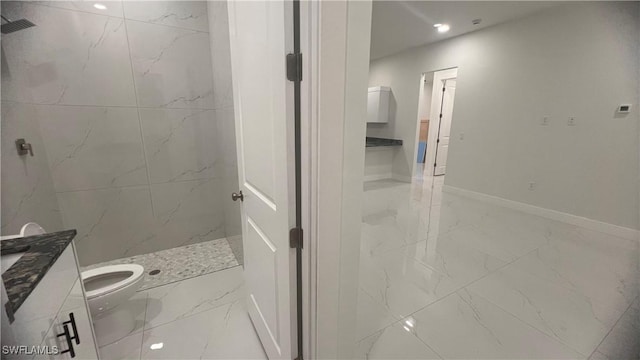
[83,237,240,291]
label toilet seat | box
[81,264,144,299]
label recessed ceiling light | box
[150,343,164,350]
[93,3,107,10]
[433,23,442,28]
[437,24,450,33]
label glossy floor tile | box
[359,247,462,318]
[140,300,265,360]
[356,176,639,359]
[468,264,626,355]
[355,289,398,341]
[397,234,507,287]
[99,332,144,360]
[98,266,265,360]
[590,298,640,359]
[143,266,245,330]
[355,321,441,359]
[408,289,582,359]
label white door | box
[227,2,297,359]
[434,78,456,176]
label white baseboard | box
[363,173,393,182]
[443,185,639,241]
[392,174,412,183]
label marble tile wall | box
[1,1,240,266]
[207,1,243,263]
[0,102,63,237]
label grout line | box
[0,99,227,111]
[123,17,210,34]
[357,288,451,359]
[26,1,210,34]
[388,245,542,323]
[462,282,590,357]
[54,176,224,194]
[22,1,123,19]
[357,245,566,359]
[137,292,149,360]
[139,287,243,333]
[356,286,445,357]
[449,245,592,357]
[119,0,156,220]
[586,295,638,359]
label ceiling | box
[370,1,559,60]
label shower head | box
[1,15,35,34]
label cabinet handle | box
[56,324,76,358]
[62,312,80,345]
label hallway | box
[356,176,639,359]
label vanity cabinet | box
[36,279,98,359]
[2,243,98,360]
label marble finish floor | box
[84,237,239,291]
[356,177,639,359]
[98,266,266,359]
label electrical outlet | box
[568,116,576,126]
[541,116,549,126]
[528,182,536,191]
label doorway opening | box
[414,68,458,178]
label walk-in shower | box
[1,1,257,357]
[1,0,242,289]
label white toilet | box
[3,222,145,346]
[81,264,145,346]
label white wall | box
[1,1,236,265]
[364,147,395,181]
[417,75,433,121]
[368,2,639,230]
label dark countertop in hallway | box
[365,137,403,147]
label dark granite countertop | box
[1,230,76,322]
[366,137,403,147]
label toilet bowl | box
[81,264,145,346]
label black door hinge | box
[289,227,303,249]
[286,53,303,82]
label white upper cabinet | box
[367,86,391,123]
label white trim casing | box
[299,0,318,358]
[300,1,373,359]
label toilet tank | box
[367,86,391,123]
